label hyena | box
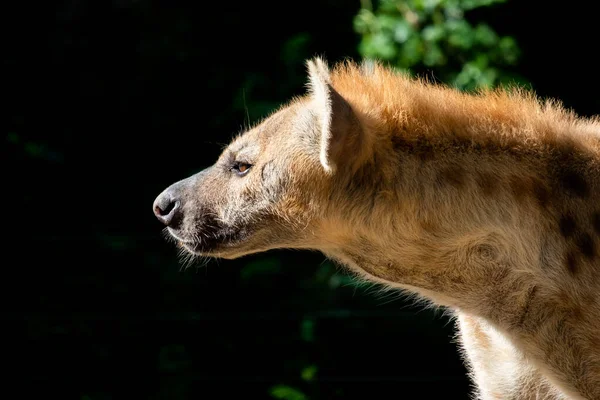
[153,58,600,399]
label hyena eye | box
[232,161,252,176]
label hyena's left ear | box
[306,57,366,174]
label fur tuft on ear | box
[306,57,335,173]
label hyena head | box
[153,58,374,259]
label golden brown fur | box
[154,58,600,399]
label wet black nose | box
[153,190,181,226]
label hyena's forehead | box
[226,135,260,160]
[225,98,310,161]
[250,100,307,139]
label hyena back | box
[153,58,600,399]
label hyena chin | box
[154,57,600,399]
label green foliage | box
[300,365,318,382]
[354,0,525,90]
[7,132,64,163]
[240,256,283,280]
[270,385,308,400]
[300,318,315,342]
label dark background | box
[6,1,598,399]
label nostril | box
[156,200,177,217]
[153,193,181,226]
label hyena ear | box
[306,57,365,174]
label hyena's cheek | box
[261,160,288,202]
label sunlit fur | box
[160,57,600,399]
[307,59,600,400]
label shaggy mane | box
[329,60,600,154]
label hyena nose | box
[153,190,181,226]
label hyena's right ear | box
[306,57,367,175]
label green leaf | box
[240,256,282,280]
[379,0,402,13]
[453,60,496,90]
[281,33,311,63]
[398,35,422,66]
[480,67,498,87]
[301,318,315,342]
[314,262,334,283]
[423,0,443,11]
[7,132,19,144]
[421,24,444,42]
[461,0,506,10]
[474,23,497,46]
[393,20,412,43]
[360,33,397,60]
[353,9,376,34]
[497,36,519,64]
[301,365,318,382]
[328,272,356,289]
[423,42,445,66]
[24,142,44,157]
[446,20,474,49]
[269,385,308,400]
[379,14,401,31]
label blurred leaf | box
[453,58,496,90]
[361,32,397,60]
[497,36,519,64]
[353,8,376,34]
[301,365,318,382]
[301,318,315,342]
[447,20,473,49]
[281,33,311,64]
[240,256,282,280]
[314,261,335,284]
[270,385,307,400]
[7,132,19,143]
[421,24,444,42]
[423,0,442,11]
[328,272,357,289]
[24,142,44,157]
[462,0,506,10]
[399,35,422,66]
[10,135,64,163]
[379,14,401,31]
[473,23,497,46]
[423,42,445,66]
[393,20,413,43]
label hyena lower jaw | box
[154,57,600,400]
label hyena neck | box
[323,109,600,328]
[320,76,600,398]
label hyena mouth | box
[167,225,249,255]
